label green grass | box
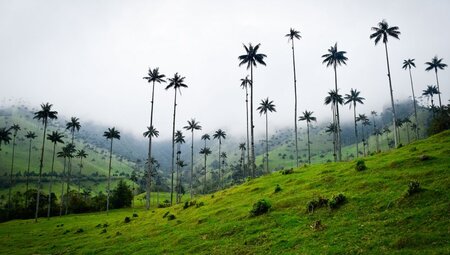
[1,131,449,254]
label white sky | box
[1,0,449,141]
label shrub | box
[132,213,138,218]
[419,155,430,161]
[102,223,108,228]
[167,214,176,221]
[183,201,189,209]
[75,228,84,233]
[274,184,282,193]
[281,168,294,175]
[310,220,324,231]
[250,199,271,216]
[307,196,328,213]
[355,159,367,171]
[405,180,421,196]
[124,216,131,223]
[329,194,346,209]
[196,201,205,208]
[111,180,133,209]
[100,229,107,234]
[162,211,170,218]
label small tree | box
[111,180,133,209]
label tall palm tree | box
[362,118,371,154]
[322,42,348,161]
[175,130,185,203]
[402,59,419,139]
[76,149,88,193]
[325,122,337,159]
[402,118,411,144]
[344,89,365,158]
[199,147,211,194]
[103,127,120,214]
[0,127,12,152]
[64,143,76,215]
[220,152,227,187]
[257,98,276,173]
[238,143,246,180]
[176,160,187,203]
[183,119,202,199]
[370,20,401,147]
[299,111,316,164]
[238,43,267,177]
[425,56,447,108]
[395,119,403,145]
[66,117,81,144]
[240,76,251,174]
[143,125,159,209]
[422,85,440,108]
[286,28,302,168]
[57,143,75,216]
[383,126,391,148]
[46,131,64,218]
[7,124,20,218]
[166,73,188,205]
[213,129,226,188]
[143,67,166,209]
[370,111,380,152]
[33,103,58,222]
[324,89,343,162]
[357,114,370,156]
[24,131,37,208]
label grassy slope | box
[0,131,449,254]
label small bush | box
[281,168,294,175]
[329,194,346,209]
[132,213,138,218]
[115,231,122,236]
[63,230,70,235]
[196,201,205,208]
[102,223,108,228]
[419,155,430,161]
[95,224,101,228]
[405,180,421,196]
[250,199,271,216]
[162,211,170,218]
[274,184,282,193]
[355,159,367,171]
[310,220,325,231]
[100,229,107,234]
[75,228,84,233]
[167,214,176,221]
[183,201,189,209]
[307,196,328,213]
[124,217,131,223]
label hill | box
[0,130,448,254]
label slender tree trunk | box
[176,143,180,203]
[190,130,194,200]
[106,138,113,215]
[203,153,207,194]
[291,40,299,168]
[25,138,32,208]
[331,105,337,162]
[245,86,250,178]
[408,67,419,140]
[333,64,342,161]
[59,158,66,217]
[353,105,359,158]
[250,65,256,177]
[307,122,311,164]
[7,134,17,219]
[47,143,56,218]
[383,43,398,147]
[170,90,177,205]
[361,125,366,156]
[65,157,72,215]
[434,70,442,108]
[146,80,156,210]
[406,124,410,144]
[35,120,48,222]
[78,157,83,194]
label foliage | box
[249,198,271,216]
[355,159,367,171]
[167,214,176,221]
[124,216,131,223]
[428,105,450,135]
[111,180,133,209]
[280,168,294,175]
[405,180,421,197]
[307,196,329,213]
[274,184,282,193]
[329,193,346,209]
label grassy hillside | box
[0,130,448,254]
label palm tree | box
[64,142,76,215]
[176,160,187,203]
[66,117,81,144]
[257,98,276,173]
[357,114,370,156]
[238,143,246,180]
[325,122,337,159]
[143,125,159,209]
[402,59,419,139]
[322,43,348,161]
[201,134,210,148]
[220,152,227,187]
[370,20,401,147]
[175,130,185,203]
[362,118,371,154]
[383,126,392,149]
[0,127,12,152]
[422,85,440,109]
[344,89,365,158]
[286,28,302,168]
[238,43,267,177]
[76,149,88,193]
[46,131,64,218]
[57,143,75,216]
[24,131,37,208]
[324,89,343,162]
[33,103,58,222]
[370,111,380,152]
[143,67,166,209]
[103,127,120,214]
[7,124,20,218]
[299,111,317,164]
[213,129,226,188]
[199,147,211,194]
[183,119,202,200]
[402,118,411,144]
[395,119,403,145]
[166,73,188,205]
[425,56,447,107]
[240,76,251,174]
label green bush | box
[307,196,328,213]
[167,214,176,221]
[196,201,205,208]
[250,199,271,216]
[132,213,138,218]
[329,194,346,209]
[111,180,133,209]
[124,216,131,223]
[162,211,170,218]
[355,159,367,171]
[274,184,282,193]
[281,168,294,175]
[406,180,421,196]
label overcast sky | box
[1,0,449,141]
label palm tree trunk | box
[7,134,17,219]
[146,80,156,210]
[78,157,83,194]
[203,154,207,194]
[383,42,398,148]
[176,144,180,203]
[361,125,365,156]
[59,158,66,217]
[434,70,442,108]
[331,104,337,162]
[291,40,299,168]
[333,64,342,161]
[245,86,250,178]
[250,65,255,177]
[190,130,194,200]
[35,120,48,222]
[65,157,72,215]
[353,105,359,158]
[47,143,56,218]
[307,122,311,164]
[406,124,410,144]
[408,67,419,140]
[170,90,177,205]
[25,139,32,208]
[218,141,221,190]
[106,138,113,215]
[265,113,269,173]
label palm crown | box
[76,149,88,159]
[344,88,365,108]
[33,103,58,124]
[199,147,211,156]
[175,130,185,144]
[285,28,301,41]
[422,85,440,98]
[201,134,210,141]
[425,56,447,72]
[239,143,246,151]
[299,110,317,123]
[369,20,400,45]
[143,126,159,138]
[184,119,202,132]
[66,117,81,134]
[143,67,166,84]
[322,43,348,67]
[0,127,12,148]
[402,59,416,70]
[47,131,64,145]
[324,89,344,106]
[213,129,226,144]
[257,98,276,115]
[26,131,37,140]
[238,43,267,69]
[57,143,76,159]
[240,76,252,89]
[166,73,188,92]
[103,127,121,140]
